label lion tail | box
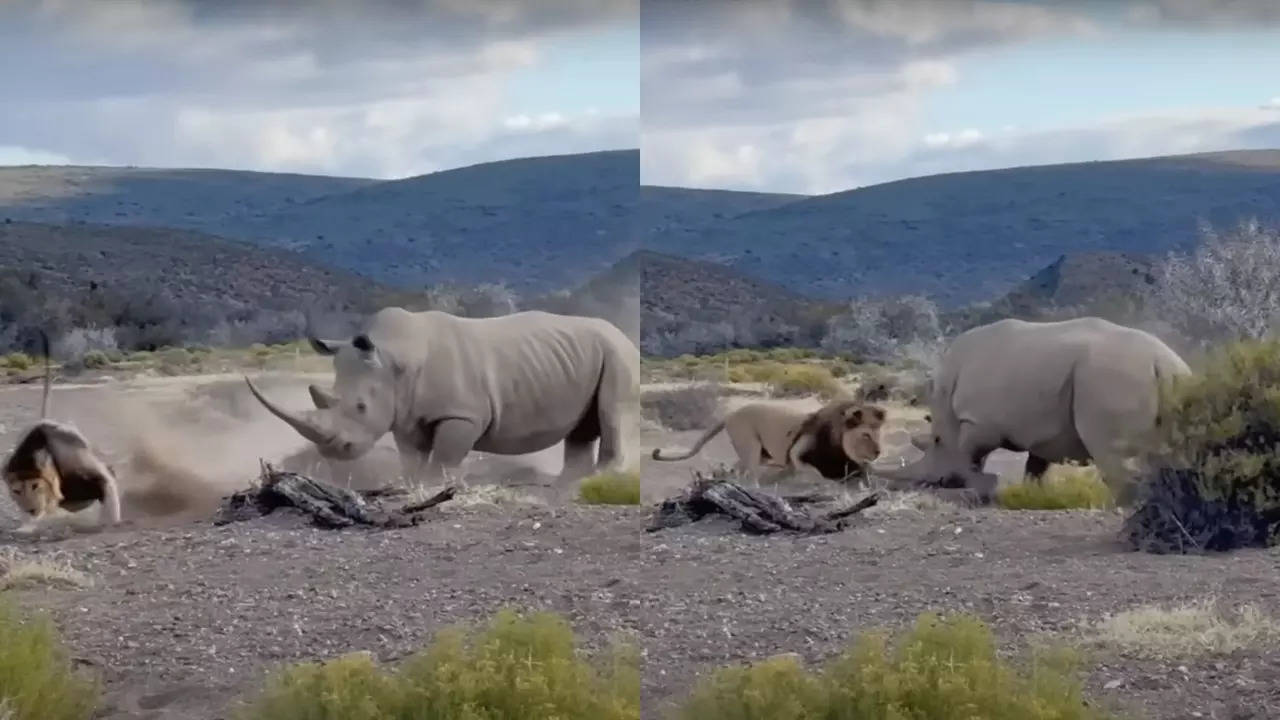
[39,329,52,420]
[651,418,726,462]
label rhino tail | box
[1151,355,1186,430]
[651,418,726,461]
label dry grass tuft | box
[0,550,92,592]
[578,471,642,506]
[863,489,951,516]
[1085,597,1280,659]
[641,383,722,431]
[997,462,1115,511]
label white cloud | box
[922,128,985,149]
[641,0,1097,192]
[0,145,73,166]
[642,1,1280,193]
[1262,97,1280,110]
[0,0,636,176]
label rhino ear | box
[308,384,337,410]
[309,337,346,356]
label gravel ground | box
[3,379,1280,719]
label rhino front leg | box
[424,418,482,491]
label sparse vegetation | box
[1085,597,1280,660]
[1125,337,1280,552]
[578,471,642,506]
[1150,218,1280,347]
[235,609,639,720]
[675,612,1115,720]
[0,550,93,592]
[765,363,842,399]
[997,463,1115,511]
[0,598,100,720]
[641,383,722,431]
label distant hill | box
[645,150,1280,307]
[0,221,421,352]
[638,250,839,356]
[638,185,806,253]
[237,149,639,296]
[0,150,640,298]
[0,220,638,354]
[0,166,373,233]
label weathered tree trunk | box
[215,462,456,529]
[648,478,879,535]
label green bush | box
[768,364,842,400]
[676,613,1116,720]
[80,350,110,369]
[236,609,639,720]
[1125,338,1280,552]
[578,471,642,505]
[1,353,33,371]
[0,598,100,720]
[997,463,1115,511]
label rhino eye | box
[356,401,367,414]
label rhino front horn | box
[244,376,335,446]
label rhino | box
[245,307,638,487]
[878,317,1191,505]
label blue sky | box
[928,27,1280,136]
[0,0,638,178]
[641,0,1280,194]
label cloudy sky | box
[642,0,1280,195]
[0,0,637,178]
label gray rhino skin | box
[246,307,638,486]
[879,317,1191,505]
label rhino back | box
[940,317,1178,440]
[372,309,617,440]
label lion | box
[785,399,886,486]
[650,399,886,485]
[3,332,122,533]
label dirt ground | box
[2,377,1280,719]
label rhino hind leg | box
[560,440,597,482]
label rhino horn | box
[244,376,335,446]
[874,456,936,487]
[308,384,338,409]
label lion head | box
[790,401,887,480]
[5,448,63,518]
[836,403,885,465]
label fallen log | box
[214,462,457,529]
[648,475,879,535]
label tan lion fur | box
[651,399,886,485]
[785,400,886,485]
[3,332,122,532]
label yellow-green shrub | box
[236,609,640,720]
[768,364,842,399]
[1126,338,1280,552]
[676,613,1116,720]
[997,463,1115,511]
[0,353,33,371]
[578,471,642,505]
[81,350,110,369]
[0,599,100,720]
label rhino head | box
[876,422,998,499]
[246,332,397,461]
